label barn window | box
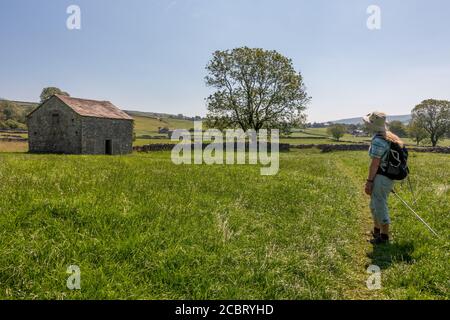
[52,113,60,124]
[34,132,37,135]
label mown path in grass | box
[331,155,384,299]
[330,151,449,300]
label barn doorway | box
[105,140,112,155]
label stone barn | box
[27,94,134,155]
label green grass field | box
[0,150,448,299]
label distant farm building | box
[27,95,133,155]
[158,127,170,134]
[352,129,367,137]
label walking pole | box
[392,190,439,237]
[407,176,417,206]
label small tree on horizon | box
[327,124,347,141]
[388,120,407,137]
[40,87,70,103]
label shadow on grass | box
[367,241,415,269]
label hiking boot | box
[370,231,381,239]
[371,228,381,240]
[370,234,389,245]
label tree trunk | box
[431,137,437,147]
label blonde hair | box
[385,131,404,147]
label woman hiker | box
[363,112,404,245]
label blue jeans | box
[370,174,394,225]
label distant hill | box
[125,110,201,121]
[0,99,39,112]
[15,101,39,110]
[0,99,35,130]
[125,110,180,119]
[330,114,411,125]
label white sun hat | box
[363,111,388,133]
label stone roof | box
[54,95,133,120]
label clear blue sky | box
[1,0,449,122]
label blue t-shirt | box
[369,135,390,171]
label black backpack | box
[376,136,409,181]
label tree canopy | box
[205,47,310,131]
[411,99,450,147]
[40,87,70,103]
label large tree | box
[40,87,70,103]
[205,47,310,131]
[411,99,450,147]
